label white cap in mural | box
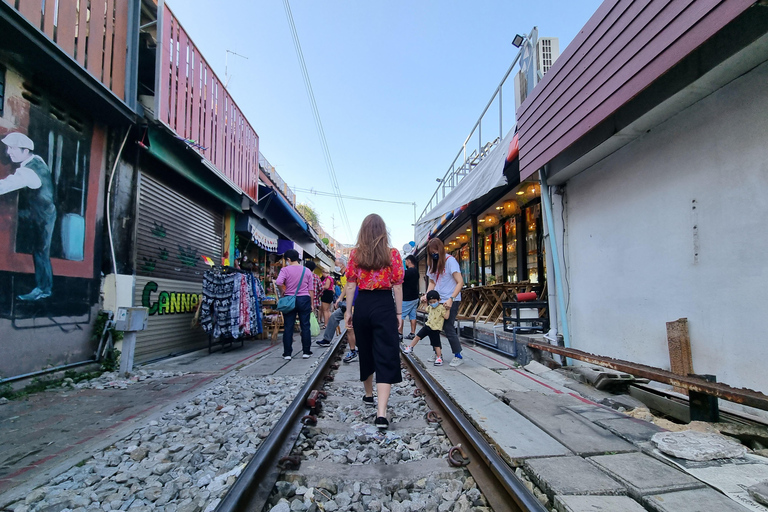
[2,132,35,150]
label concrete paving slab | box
[643,488,752,512]
[564,404,627,423]
[588,452,704,498]
[747,481,768,506]
[554,495,647,512]
[460,345,566,394]
[425,362,571,461]
[524,456,626,496]
[502,391,637,456]
[595,417,667,444]
[457,364,529,394]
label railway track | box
[216,332,549,512]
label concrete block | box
[554,495,647,512]
[503,391,636,456]
[564,404,626,423]
[595,417,667,444]
[643,487,753,512]
[429,367,571,461]
[747,480,768,506]
[524,456,626,497]
[651,431,746,461]
[588,452,704,498]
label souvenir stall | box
[199,265,263,352]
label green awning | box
[146,126,243,211]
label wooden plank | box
[518,0,753,180]
[42,0,56,38]
[189,49,201,152]
[215,85,225,169]
[110,0,127,99]
[174,28,189,137]
[518,0,633,133]
[167,20,178,127]
[203,66,214,161]
[158,4,173,124]
[55,0,78,57]
[75,0,88,66]
[86,0,106,78]
[666,318,693,394]
[102,0,115,91]
[520,0,696,166]
[522,0,745,177]
[17,0,42,29]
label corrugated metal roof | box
[517,0,754,180]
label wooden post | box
[666,318,693,395]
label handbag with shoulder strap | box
[277,266,306,313]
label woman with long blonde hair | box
[344,214,404,429]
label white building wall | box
[563,60,768,394]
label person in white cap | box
[1,132,57,301]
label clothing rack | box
[200,266,263,353]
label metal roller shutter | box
[133,172,223,362]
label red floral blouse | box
[346,248,404,290]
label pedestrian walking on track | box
[423,238,465,366]
[344,214,404,429]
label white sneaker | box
[283,356,292,361]
[403,346,413,354]
[449,357,464,367]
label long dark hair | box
[427,238,446,277]
[353,214,392,270]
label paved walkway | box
[0,339,281,507]
[1,326,764,512]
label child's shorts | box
[417,326,442,349]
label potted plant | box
[469,279,478,287]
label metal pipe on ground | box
[527,341,768,411]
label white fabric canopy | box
[414,128,517,246]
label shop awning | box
[145,126,244,211]
[317,250,334,271]
[299,241,317,257]
[253,184,309,242]
[277,239,303,258]
[235,214,279,252]
[414,128,518,247]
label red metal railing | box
[5,0,129,101]
[156,3,259,201]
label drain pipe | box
[539,169,571,362]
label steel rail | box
[214,332,345,512]
[401,353,549,512]
[527,341,768,411]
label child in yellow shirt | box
[403,290,450,365]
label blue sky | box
[168,0,603,247]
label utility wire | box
[294,187,416,206]
[283,0,353,240]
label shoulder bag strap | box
[293,267,306,297]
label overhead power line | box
[282,0,353,240]
[294,187,414,206]
[295,187,418,225]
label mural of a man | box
[0,132,57,301]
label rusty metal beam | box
[526,342,768,412]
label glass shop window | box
[525,204,541,283]
[505,219,517,282]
